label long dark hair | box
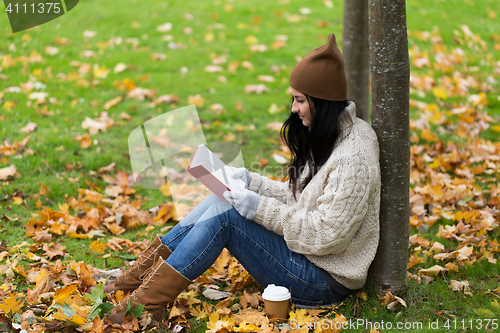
[280,95,351,198]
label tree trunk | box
[367,0,410,293]
[342,0,370,121]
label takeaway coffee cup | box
[262,284,291,321]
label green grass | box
[1,0,499,332]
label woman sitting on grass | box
[106,33,381,325]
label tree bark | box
[342,0,370,121]
[367,0,410,293]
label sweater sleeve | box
[247,171,290,205]
[252,153,373,256]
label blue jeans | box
[161,194,348,307]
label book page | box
[189,144,209,168]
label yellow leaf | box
[58,202,70,214]
[0,293,24,315]
[188,94,205,107]
[234,320,260,332]
[90,240,108,254]
[205,32,215,42]
[115,290,126,302]
[159,184,171,197]
[12,196,23,205]
[3,101,17,111]
[70,314,87,325]
[51,307,68,321]
[207,312,235,331]
[178,290,202,305]
[237,23,250,29]
[286,14,302,22]
[68,232,88,239]
[32,68,42,78]
[432,87,448,100]
[244,35,258,45]
[36,268,50,285]
[93,66,110,79]
[468,92,488,107]
[288,308,314,333]
[207,312,220,330]
[53,285,78,305]
[191,304,211,320]
[168,305,182,319]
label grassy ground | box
[1,0,499,332]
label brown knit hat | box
[289,33,347,101]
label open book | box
[187,144,245,203]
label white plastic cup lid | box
[262,284,291,301]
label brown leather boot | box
[103,235,172,293]
[107,257,191,324]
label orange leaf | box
[103,96,123,110]
[77,262,96,289]
[43,243,66,260]
[104,222,126,236]
[40,182,50,196]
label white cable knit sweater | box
[248,102,381,290]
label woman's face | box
[290,87,313,127]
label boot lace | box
[128,266,163,301]
[120,246,156,281]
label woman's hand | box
[227,166,252,189]
[223,187,261,220]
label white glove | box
[223,187,261,220]
[226,166,252,189]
